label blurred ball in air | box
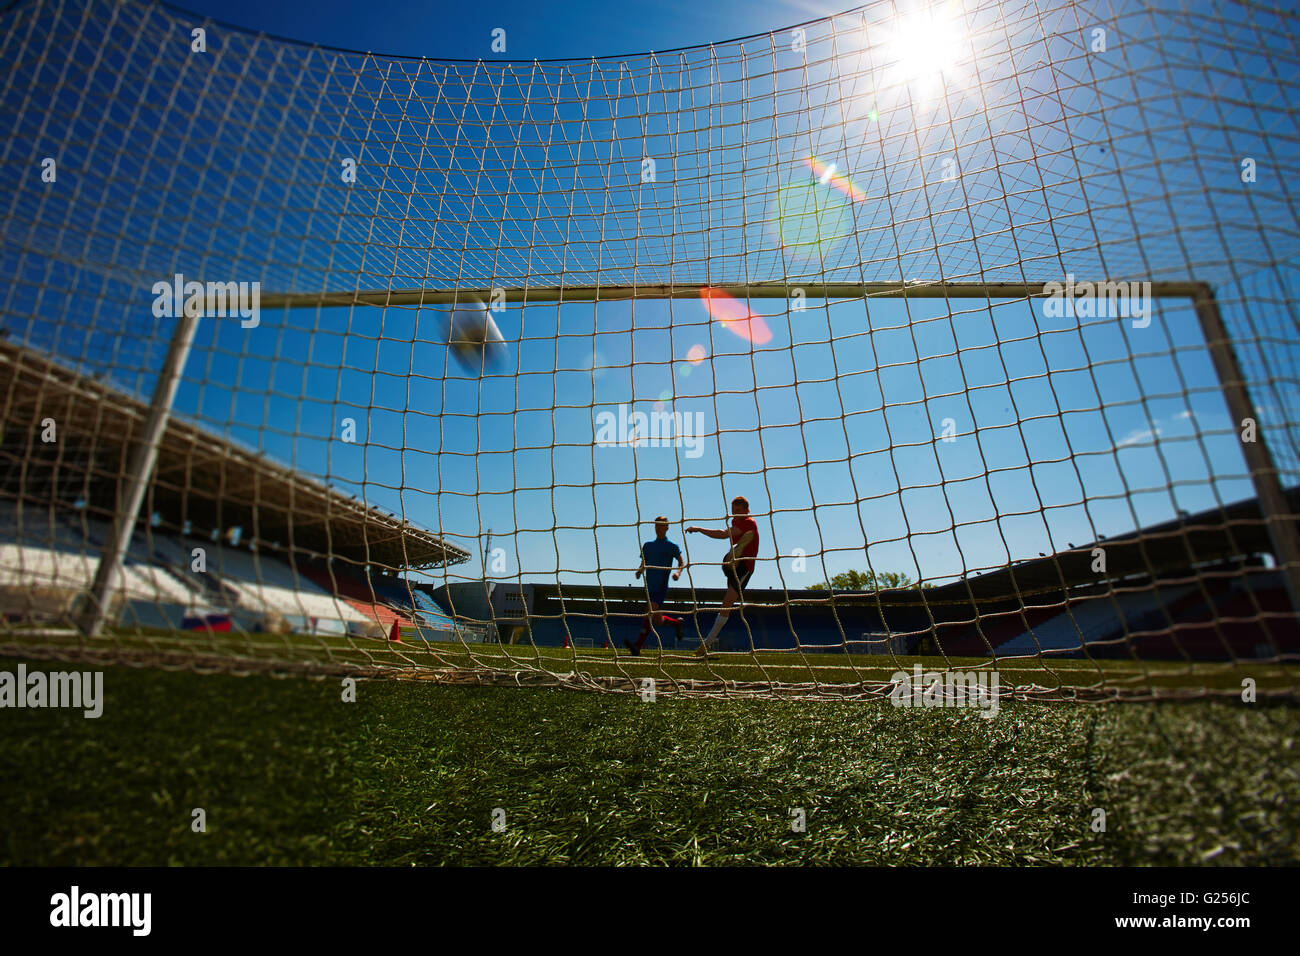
[440,299,507,375]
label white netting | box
[1,0,1298,698]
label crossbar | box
[258,280,1211,309]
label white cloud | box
[1116,425,1162,449]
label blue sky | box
[4,0,1297,594]
[172,0,842,60]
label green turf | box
[1,655,1296,865]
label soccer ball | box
[441,299,507,374]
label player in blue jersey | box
[625,516,686,655]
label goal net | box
[2,0,1298,700]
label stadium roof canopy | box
[0,340,470,570]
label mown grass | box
[1,655,1296,865]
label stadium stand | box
[297,564,414,636]
[1104,574,1300,660]
[0,498,479,638]
[191,545,369,633]
[408,588,459,631]
[992,586,1200,658]
[366,576,458,630]
[0,501,194,620]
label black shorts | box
[722,561,753,594]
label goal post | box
[1190,286,1300,619]
[259,278,1300,614]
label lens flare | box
[687,344,707,364]
[699,288,774,345]
[805,155,869,204]
[773,180,851,258]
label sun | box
[880,2,970,103]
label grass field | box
[5,625,1299,699]
[1,653,1297,865]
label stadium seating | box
[367,578,460,632]
[298,564,416,635]
[409,588,459,630]
[0,502,392,634]
[1120,577,1300,659]
[176,543,369,627]
[992,586,1199,657]
[0,503,192,609]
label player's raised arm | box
[686,525,730,540]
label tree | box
[808,569,931,591]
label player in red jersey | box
[686,495,759,655]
